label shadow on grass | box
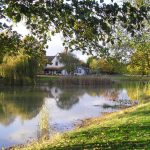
[129,110,150,117]
[45,123,150,150]
[46,140,150,150]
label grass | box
[12,102,150,150]
[108,74,150,82]
[36,75,59,83]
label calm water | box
[0,83,149,148]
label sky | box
[12,0,120,62]
[13,22,90,62]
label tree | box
[59,52,80,74]
[0,0,149,54]
[0,30,21,63]
[89,58,99,73]
[0,35,45,84]
[108,0,150,64]
[86,56,96,68]
[96,58,114,74]
[89,57,127,74]
[127,41,150,75]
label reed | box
[54,76,114,86]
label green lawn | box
[13,102,150,150]
[108,74,150,82]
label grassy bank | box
[12,102,150,150]
[108,75,150,82]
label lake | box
[0,83,149,148]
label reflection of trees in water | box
[85,83,150,103]
[0,87,46,126]
[54,87,85,110]
[37,105,50,140]
[47,86,122,110]
[0,83,146,126]
[0,103,15,126]
[49,86,120,109]
[126,83,150,102]
[57,93,79,110]
[101,89,119,101]
[85,87,119,101]
[49,83,149,111]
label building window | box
[55,62,58,66]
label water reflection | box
[0,88,46,126]
[0,84,149,127]
[37,106,50,140]
[0,83,149,148]
[126,84,150,103]
[52,87,84,109]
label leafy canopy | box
[0,0,149,54]
[0,34,45,84]
[59,52,80,74]
[127,41,150,75]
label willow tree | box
[0,35,45,85]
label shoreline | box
[1,75,150,86]
[10,102,150,150]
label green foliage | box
[89,57,127,74]
[59,52,80,74]
[0,0,149,78]
[86,56,96,68]
[127,42,150,75]
[0,31,21,63]
[1,0,149,53]
[0,35,46,85]
[0,52,33,84]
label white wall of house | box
[45,54,68,75]
[46,54,64,68]
[61,69,68,76]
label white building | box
[44,53,68,75]
[44,53,89,76]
